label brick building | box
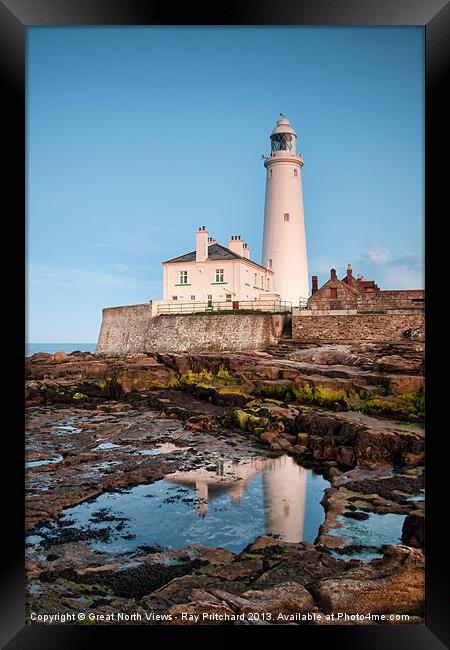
[308,265,424,312]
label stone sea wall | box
[355,290,424,311]
[292,312,424,342]
[96,304,286,355]
[308,288,424,312]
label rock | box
[279,432,297,445]
[232,410,268,434]
[243,537,273,552]
[328,467,342,480]
[246,535,297,552]
[50,351,70,363]
[401,512,424,550]
[388,375,424,395]
[184,414,220,431]
[209,558,263,581]
[297,433,309,446]
[309,545,424,616]
[187,544,236,566]
[25,562,41,578]
[148,575,219,604]
[246,414,269,434]
[240,582,316,616]
[375,355,422,374]
[276,437,293,451]
[310,436,335,461]
[342,510,369,520]
[290,444,309,456]
[402,450,425,466]
[343,472,424,504]
[260,430,279,445]
[196,582,317,621]
[233,409,250,430]
[354,429,403,467]
[30,352,50,361]
[251,548,346,589]
[335,446,355,466]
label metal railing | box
[157,300,292,315]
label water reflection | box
[139,443,188,456]
[27,454,329,553]
[166,455,308,542]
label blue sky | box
[27,26,424,342]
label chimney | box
[242,242,250,259]
[228,235,245,257]
[196,226,208,262]
[312,275,318,294]
[330,268,337,280]
[346,264,353,286]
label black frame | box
[3,1,449,648]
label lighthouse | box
[262,116,309,305]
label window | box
[268,258,272,269]
[172,296,178,301]
[269,169,273,178]
[267,278,270,290]
[215,269,224,283]
[293,168,298,177]
[254,273,258,287]
[284,213,290,222]
[190,295,195,300]
[207,294,212,300]
[271,132,293,152]
[226,294,232,302]
[179,271,188,284]
[329,288,338,299]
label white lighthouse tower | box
[262,116,309,305]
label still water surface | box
[31,455,329,554]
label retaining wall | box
[96,304,286,355]
[292,312,424,342]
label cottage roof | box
[318,276,360,296]
[163,243,272,272]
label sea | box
[26,343,97,357]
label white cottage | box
[162,226,274,306]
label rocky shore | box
[25,340,425,625]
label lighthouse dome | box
[271,117,297,137]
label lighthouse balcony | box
[263,152,304,166]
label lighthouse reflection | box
[165,454,308,543]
